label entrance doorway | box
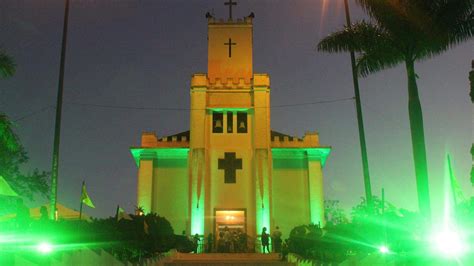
[215,209,246,234]
[214,209,247,252]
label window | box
[237,112,247,133]
[213,112,223,133]
[227,112,233,133]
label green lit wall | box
[255,149,271,243]
[190,149,205,236]
[131,148,190,232]
[272,147,330,234]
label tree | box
[324,200,349,226]
[0,50,15,79]
[0,113,49,213]
[318,0,473,218]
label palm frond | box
[0,50,16,79]
[413,0,473,60]
[357,46,404,77]
[432,0,474,45]
[355,0,425,30]
[318,21,389,53]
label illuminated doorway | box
[214,209,246,237]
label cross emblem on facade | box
[224,0,237,20]
[224,38,237,58]
[218,152,242,183]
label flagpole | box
[50,0,71,221]
[79,181,84,220]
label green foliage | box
[324,200,349,226]
[289,198,429,264]
[0,50,15,79]
[288,223,352,264]
[0,114,49,211]
[350,196,396,223]
[0,212,193,263]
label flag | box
[447,155,465,205]
[0,175,18,197]
[116,205,132,221]
[81,182,95,208]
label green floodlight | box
[36,242,53,254]
[431,230,468,258]
[379,245,390,254]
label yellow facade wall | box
[152,158,189,233]
[272,161,311,239]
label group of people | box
[216,227,248,253]
[260,226,284,254]
[186,225,288,259]
[262,226,289,260]
[188,228,248,253]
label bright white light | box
[379,245,389,254]
[431,230,468,258]
[37,242,53,254]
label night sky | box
[1,0,472,220]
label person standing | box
[217,231,225,252]
[261,227,270,253]
[271,226,282,253]
[206,233,214,253]
[238,230,247,252]
[280,239,289,261]
[223,226,232,252]
[192,233,200,253]
[15,198,30,229]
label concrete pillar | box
[189,74,208,236]
[137,158,154,214]
[306,154,325,227]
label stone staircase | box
[163,253,296,266]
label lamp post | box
[49,0,70,220]
[342,0,374,209]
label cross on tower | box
[218,152,242,183]
[224,38,237,58]
[224,0,237,20]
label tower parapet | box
[271,131,321,148]
[207,16,253,25]
[140,132,189,148]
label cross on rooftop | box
[224,0,237,20]
[218,152,242,183]
[224,38,237,58]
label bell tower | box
[207,9,253,84]
[188,3,269,240]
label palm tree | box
[0,50,15,78]
[318,0,473,218]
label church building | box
[130,7,331,247]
